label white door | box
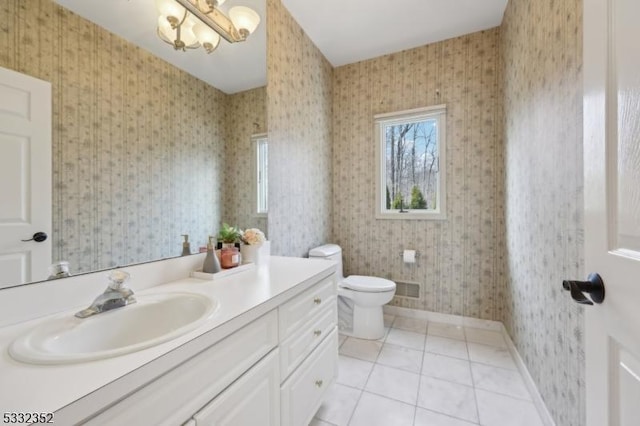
[584,0,640,424]
[0,66,52,288]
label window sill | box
[375,211,447,221]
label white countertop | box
[0,256,335,419]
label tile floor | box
[310,314,545,426]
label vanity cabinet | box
[85,310,279,426]
[278,275,338,426]
[79,271,337,426]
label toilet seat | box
[341,275,396,293]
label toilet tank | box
[308,244,344,279]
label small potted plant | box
[217,223,241,249]
[240,228,266,264]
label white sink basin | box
[9,292,217,365]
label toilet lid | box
[341,275,396,292]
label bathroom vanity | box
[0,256,337,425]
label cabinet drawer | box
[192,349,280,426]
[280,329,339,426]
[280,303,337,381]
[279,275,336,340]
[85,310,278,426]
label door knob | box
[562,273,605,305]
[21,232,48,243]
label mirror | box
[0,0,267,288]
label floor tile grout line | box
[468,343,483,426]
[365,321,423,417]
[458,325,483,425]
[338,318,537,425]
[371,343,487,424]
[417,407,482,426]
[360,388,419,408]
[343,331,388,426]
[415,392,483,425]
[468,361,535,401]
[469,359,519,372]
[344,388,364,426]
[345,343,381,426]
[473,385,536,403]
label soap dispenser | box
[181,234,191,256]
[202,236,221,274]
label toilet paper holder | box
[399,250,420,259]
[398,251,420,259]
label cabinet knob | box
[313,297,322,305]
[313,329,322,337]
[315,379,323,388]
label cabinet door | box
[281,329,338,426]
[193,349,280,426]
[279,276,336,339]
[280,302,337,381]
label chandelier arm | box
[177,9,189,27]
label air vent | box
[394,281,420,298]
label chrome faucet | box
[75,269,136,318]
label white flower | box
[241,228,266,245]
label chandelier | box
[156,0,261,54]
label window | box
[375,105,446,220]
[253,134,268,216]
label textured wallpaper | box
[501,0,585,424]
[223,86,268,234]
[332,30,505,320]
[1,1,585,423]
[0,0,226,274]
[266,0,333,257]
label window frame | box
[252,133,268,217]
[374,105,447,220]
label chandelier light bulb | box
[157,15,176,40]
[155,0,185,21]
[229,6,260,37]
[180,18,199,47]
[193,21,221,53]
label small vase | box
[241,244,261,264]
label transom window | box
[375,105,447,220]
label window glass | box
[375,106,446,220]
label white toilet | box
[309,244,396,340]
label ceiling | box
[282,0,508,67]
[54,0,507,93]
[54,0,266,94]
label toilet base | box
[346,305,385,340]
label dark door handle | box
[21,232,48,243]
[562,273,605,305]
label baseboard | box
[383,305,555,425]
[501,325,556,426]
[382,305,502,331]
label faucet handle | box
[107,269,130,289]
